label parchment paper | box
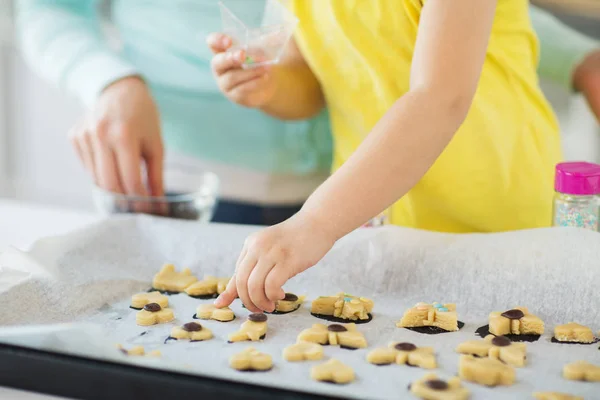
[0,215,599,399]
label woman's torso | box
[291,0,562,232]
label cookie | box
[310,293,373,323]
[117,345,161,357]
[459,355,515,386]
[230,347,273,372]
[397,302,459,332]
[130,291,169,310]
[311,359,355,384]
[169,322,213,342]
[553,322,596,344]
[195,304,235,322]
[283,341,324,362]
[272,293,305,314]
[297,323,367,349]
[563,361,600,382]
[409,373,469,400]
[136,303,175,326]
[184,275,230,299]
[456,335,527,367]
[152,264,198,293]
[533,392,583,400]
[367,342,436,369]
[228,313,268,342]
[489,307,544,336]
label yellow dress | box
[290,0,562,233]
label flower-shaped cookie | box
[311,359,355,384]
[230,347,273,371]
[489,306,544,336]
[195,304,235,322]
[136,303,175,326]
[409,373,469,400]
[272,293,305,314]
[170,322,213,342]
[459,355,515,386]
[367,342,436,369]
[117,345,161,357]
[184,275,230,299]
[228,313,268,342]
[130,291,169,310]
[152,264,198,293]
[563,361,600,382]
[283,341,324,362]
[553,322,596,344]
[311,293,374,322]
[397,302,459,332]
[456,335,527,367]
[533,392,583,400]
[297,323,367,349]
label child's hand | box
[215,213,337,312]
[207,33,277,108]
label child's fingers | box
[247,258,276,312]
[215,275,238,308]
[264,265,288,302]
[211,50,245,76]
[236,253,261,312]
[228,74,270,101]
[206,33,232,54]
[220,67,269,93]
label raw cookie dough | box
[563,361,600,382]
[272,293,305,314]
[195,304,235,322]
[489,307,544,336]
[409,373,470,400]
[459,355,515,386]
[533,393,583,400]
[553,322,596,344]
[130,291,169,310]
[297,323,367,349]
[367,342,436,369]
[228,313,268,342]
[152,264,198,293]
[456,335,527,367]
[169,322,213,342]
[311,359,355,384]
[230,347,273,372]
[117,345,161,357]
[184,275,230,299]
[397,302,459,332]
[136,303,175,326]
[310,293,374,323]
[283,341,324,362]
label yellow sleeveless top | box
[290,0,562,232]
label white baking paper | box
[0,215,599,399]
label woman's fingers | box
[212,50,245,76]
[207,33,232,54]
[114,134,146,196]
[220,66,269,93]
[90,128,124,194]
[247,258,276,312]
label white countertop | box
[0,198,99,400]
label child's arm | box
[216,0,497,313]
[208,34,325,120]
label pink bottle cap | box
[555,162,600,195]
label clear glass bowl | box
[92,166,219,222]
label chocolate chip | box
[394,342,417,352]
[144,303,162,312]
[119,348,128,355]
[425,379,448,391]
[492,335,512,347]
[248,313,268,323]
[501,309,524,320]
[327,324,347,332]
[182,322,202,332]
[283,293,298,302]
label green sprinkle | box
[245,56,254,64]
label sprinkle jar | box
[553,162,600,231]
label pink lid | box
[555,162,600,195]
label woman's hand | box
[215,212,338,312]
[207,33,277,108]
[69,76,164,196]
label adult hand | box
[207,33,277,108]
[215,212,337,312]
[573,50,600,124]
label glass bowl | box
[92,166,219,222]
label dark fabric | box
[211,200,303,226]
